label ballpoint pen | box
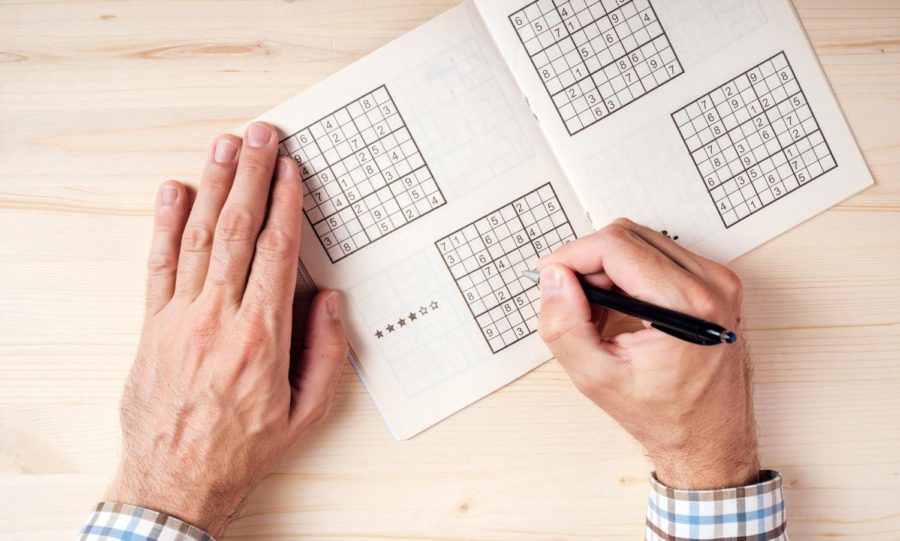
[522,270,737,346]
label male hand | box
[537,219,758,489]
[108,123,348,536]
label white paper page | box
[474,0,873,262]
[252,3,592,439]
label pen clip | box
[650,322,720,346]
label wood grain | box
[1,1,898,539]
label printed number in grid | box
[510,0,684,135]
[436,184,576,353]
[672,52,837,228]
[280,86,446,262]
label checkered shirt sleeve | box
[78,502,214,541]
[646,470,787,540]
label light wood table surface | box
[1,1,899,539]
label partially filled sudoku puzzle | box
[673,52,837,228]
[280,86,446,262]
[435,184,576,353]
[509,0,683,135]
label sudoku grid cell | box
[435,184,576,353]
[279,85,446,263]
[509,0,684,135]
[672,51,837,228]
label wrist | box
[108,466,237,536]
[650,441,760,489]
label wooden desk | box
[1,1,898,539]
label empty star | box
[408,312,417,321]
[419,306,428,316]
[430,300,439,310]
[398,318,406,327]
[375,330,384,339]
[386,324,395,333]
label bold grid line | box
[671,51,838,228]
[509,0,684,136]
[435,183,576,354]
[279,85,447,263]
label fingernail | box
[160,185,179,206]
[275,156,292,178]
[246,123,272,148]
[213,138,238,164]
[539,266,563,298]
[325,292,341,320]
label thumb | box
[537,264,624,390]
[289,289,348,434]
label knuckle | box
[188,311,221,354]
[255,228,296,262]
[202,171,233,191]
[716,267,744,302]
[146,252,177,276]
[217,208,259,242]
[236,311,272,350]
[600,222,634,245]
[240,154,275,181]
[181,223,214,253]
[689,289,722,321]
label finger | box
[289,290,348,436]
[582,271,613,290]
[146,181,189,315]
[610,218,707,276]
[175,134,241,299]
[612,219,745,301]
[206,122,279,301]
[243,157,302,317]
[537,222,702,308]
[537,264,626,390]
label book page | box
[474,0,873,262]
[252,2,592,439]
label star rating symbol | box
[373,300,442,340]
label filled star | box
[408,312,417,321]
[386,323,395,333]
[398,318,406,327]
[375,330,384,339]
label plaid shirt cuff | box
[646,470,787,541]
[77,502,214,541]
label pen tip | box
[522,269,540,284]
[723,331,737,344]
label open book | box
[253,0,873,439]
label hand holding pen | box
[532,219,758,491]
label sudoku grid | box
[672,52,837,228]
[509,0,684,135]
[435,184,576,353]
[279,85,446,262]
